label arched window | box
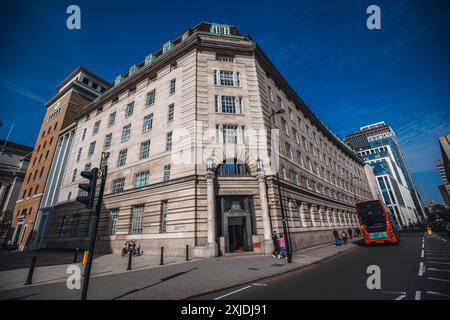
[216,159,250,177]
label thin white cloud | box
[0,77,46,104]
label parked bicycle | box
[121,240,143,257]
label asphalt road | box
[194,232,450,300]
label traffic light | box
[76,168,98,209]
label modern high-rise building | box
[9,67,111,250]
[436,134,450,206]
[38,22,373,257]
[345,122,425,227]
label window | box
[34,185,39,195]
[302,136,308,151]
[108,209,119,235]
[67,192,72,200]
[72,169,77,182]
[223,125,238,144]
[131,206,144,235]
[281,118,289,136]
[139,140,151,160]
[213,70,218,85]
[121,124,131,141]
[82,128,87,141]
[216,159,250,176]
[268,86,274,102]
[85,163,91,171]
[168,103,175,122]
[49,137,53,145]
[146,89,156,106]
[111,177,125,193]
[104,133,112,150]
[143,114,153,132]
[292,128,299,144]
[285,143,293,159]
[88,141,96,156]
[44,150,49,160]
[108,112,116,126]
[134,171,150,188]
[216,54,234,62]
[82,78,89,85]
[277,96,284,109]
[117,149,127,167]
[297,151,304,167]
[163,164,171,181]
[221,96,236,113]
[211,24,230,35]
[93,121,100,135]
[170,62,177,71]
[214,95,219,112]
[239,97,244,114]
[125,102,134,118]
[219,70,234,86]
[160,201,168,233]
[289,170,298,184]
[169,79,176,94]
[92,82,98,90]
[166,132,173,151]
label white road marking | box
[395,293,407,300]
[429,261,450,265]
[425,291,450,298]
[418,262,425,276]
[252,283,267,287]
[427,277,450,283]
[415,291,421,300]
[425,257,450,260]
[214,285,253,300]
[422,243,425,249]
[421,250,424,258]
[427,267,450,273]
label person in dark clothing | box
[272,231,280,258]
[342,230,348,244]
[348,229,353,239]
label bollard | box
[24,256,37,285]
[160,246,164,265]
[186,244,189,261]
[73,248,79,263]
[127,252,133,271]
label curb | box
[183,244,360,300]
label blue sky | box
[0,0,449,203]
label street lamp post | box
[268,109,292,263]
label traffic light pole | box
[81,154,108,300]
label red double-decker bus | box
[356,200,400,245]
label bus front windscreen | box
[356,201,387,232]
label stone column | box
[326,208,332,228]
[310,205,317,227]
[257,172,273,254]
[338,210,343,226]
[206,171,218,257]
[319,206,326,227]
[332,209,337,227]
[300,202,309,227]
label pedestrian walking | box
[278,234,287,259]
[342,230,348,245]
[272,231,280,258]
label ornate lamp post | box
[206,157,218,256]
[268,109,292,263]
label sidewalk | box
[0,238,362,299]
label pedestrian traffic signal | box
[76,168,98,209]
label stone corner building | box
[40,22,373,257]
